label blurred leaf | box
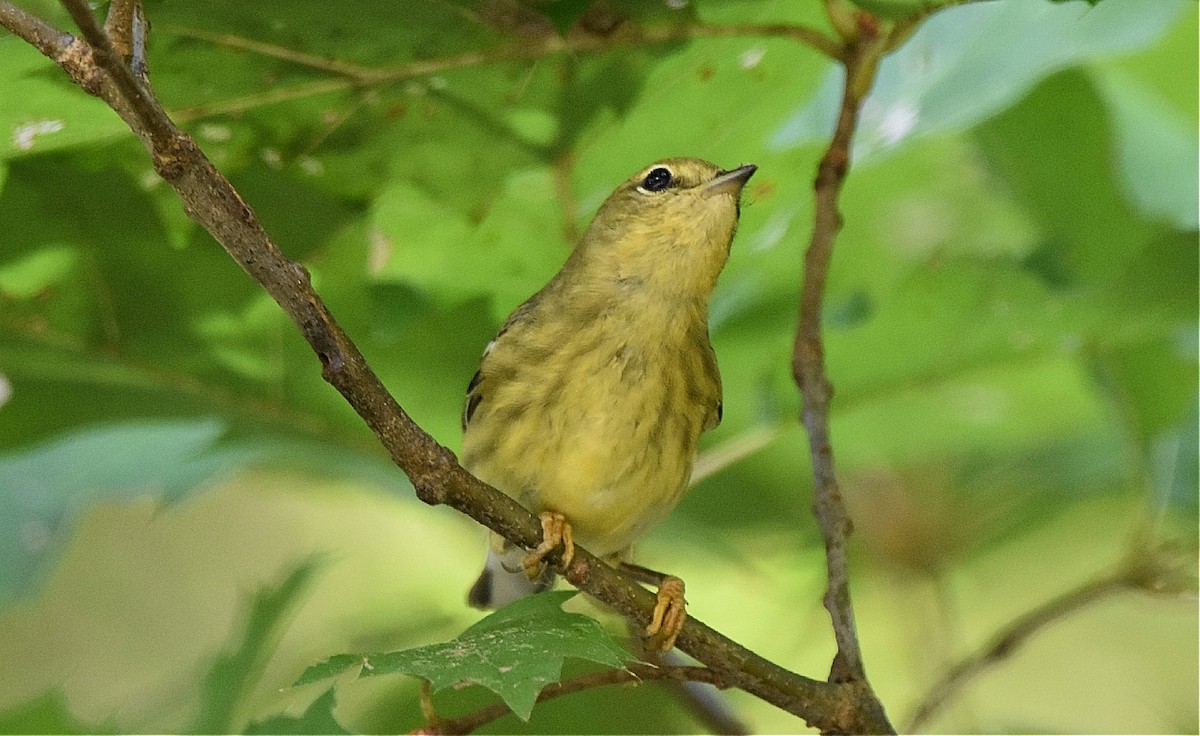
[0,690,110,735]
[196,559,324,733]
[0,419,248,604]
[771,0,1187,157]
[1090,64,1199,229]
[370,165,566,315]
[1159,401,1199,516]
[974,68,1152,283]
[0,44,131,160]
[247,688,349,735]
[298,591,630,720]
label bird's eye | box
[640,167,673,193]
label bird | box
[461,157,755,650]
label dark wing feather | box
[463,370,484,430]
[461,296,540,432]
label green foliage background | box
[0,0,1196,732]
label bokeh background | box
[0,0,1196,733]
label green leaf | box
[298,591,630,721]
[1090,65,1199,229]
[0,690,113,735]
[0,45,131,160]
[372,166,563,315]
[0,419,252,604]
[770,0,1187,156]
[973,68,1153,283]
[195,559,324,733]
[247,688,349,735]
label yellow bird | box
[462,158,755,650]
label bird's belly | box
[461,323,719,558]
[533,424,695,556]
[465,391,702,558]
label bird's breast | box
[461,313,719,556]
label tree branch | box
[907,570,1129,731]
[907,542,1198,731]
[0,1,894,731]
[102,0,135,60]
[170,20,841,79]
[103,0,148,80]
[0,2,72,57]
[790,5,887,687]
[59,0,172,143]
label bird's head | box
[575,158,756,301]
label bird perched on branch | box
[462,157,755,651]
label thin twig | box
[102,0,136,59]
[790,11,886,687]
[552,149,580,246]
[164,25,381,79]
[171,78,364,122]
[907,544,1198,731]
[168,21,840,78]
[418,679,444,732]
[164,20,840,121]
[433,664,730,735]
[59,0,175,145]
[1,3,897,731]
[691,424,781,486]
[906,570,1129,730]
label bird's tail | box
[467,545,554,609]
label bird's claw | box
[645,575,686,652]
[521,511,575,579]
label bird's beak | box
[706,164,757,195]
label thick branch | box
[0,2,72,57]
[0,1,894,732]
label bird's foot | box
[645,575,687,652]
[521,511,575,579]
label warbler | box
[462,158,755,649]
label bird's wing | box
[462,297,539,431]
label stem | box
[791,34,881,686]
[60,0,174,144]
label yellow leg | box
[644,575,686,652]
[521,511,575,579]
